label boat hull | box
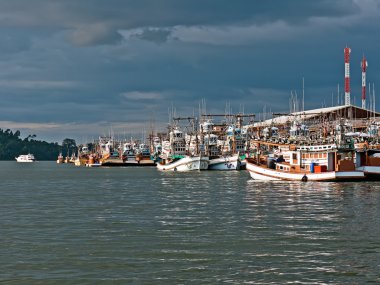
[208,155,241,170]
[246,161,365,182]
[356,166,380,180]
[102,161,156,167]
[157,156,209,171]
[85,163,102,167]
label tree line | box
[0,128,77,161]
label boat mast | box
[302,77,305,112]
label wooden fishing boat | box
[246,141,364,182]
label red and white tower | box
[361,56,368,109]
[344,47,351,105]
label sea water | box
[0,162,379,284]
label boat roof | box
[248,105,380,128]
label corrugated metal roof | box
[246,105,380,128]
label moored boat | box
[246,141,364,182]
[157,117,210,171]
[157,155,209,171]
[16,154,36,163]
[85,154,102,167]
[355,147,380,179]
[56,153,64,164]
[208,153,241,170]
[246,158,364,181]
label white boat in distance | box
[15,154,36,162]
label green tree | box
[62,138,77,156]
[0,128,63,160]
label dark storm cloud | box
[0,0,378,142]
[0,0,359,46]
[132,29,172,44]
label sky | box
[1,0,380,143]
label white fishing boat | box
[56,152,64,164]
[208,153,241,170]
[246,159,364,181]
[158,116,210,171]
[352,123,380,179]
[200,118,247,170]
[157,155,209,171]
[246,142,364,182]
[355,147,380,179]
[15,154,36,163]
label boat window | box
[292,153,297,160]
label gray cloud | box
[0,0,360,46]
[131,28,172,44]
[0,0,378,142]
[67,24,123,46]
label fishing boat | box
[15,154,36,163]
[157,155,209,171]
[245,113,371,181]
[203,125,241,170]
[85,154,102,167]
[135,143,156,165]
[101,150,124,166]
[56,152,64,164]
[351,121,380,179]
[200,118,247,170]
[208,153,241,170]
[355,148,380,179]
[157,119,209,171]
[246,139,364,182]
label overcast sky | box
[0,0,379,143]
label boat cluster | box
[57,137,156,167]
[54,105,380,181]
[246,115,380,181]
[58,114,251,171]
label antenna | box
[344,47,351,105]
[337,84,340,105]
[361,55,368,109]
[373,83,376,119]
[369,83,372,116]
[302,77,305,111]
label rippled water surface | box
[0,161,379,284]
